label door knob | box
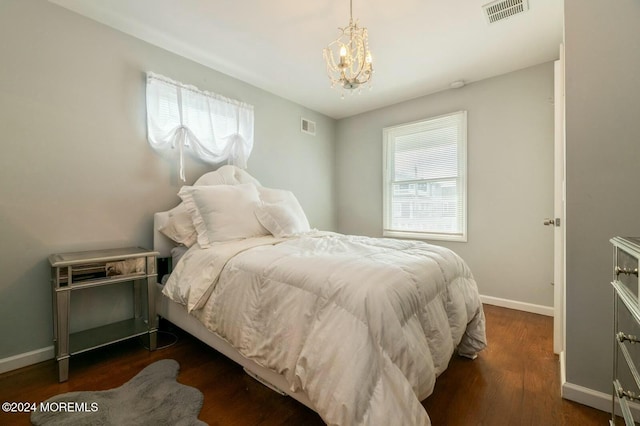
[544,218,559,226]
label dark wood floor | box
[0,305,611,425]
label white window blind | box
[146,72,254,181]
[383,111,467,242]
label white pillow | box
[254,188,310,237]
[178,183,269,247]
[158,203,197,247]
[258,187,297,204]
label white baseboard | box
[480,295,554,317]
[562,381,640,418]
[0,346,54,375]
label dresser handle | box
[615,266,639,277]
[617,332,640,344]
[616,383,640,402]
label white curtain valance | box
[146,72,254,181]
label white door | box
[552,45,566,356]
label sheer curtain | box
[146,72,254,181]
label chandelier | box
[323,0,373,95]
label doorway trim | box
[553,44,566,358]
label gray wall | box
[335,63,555,308]
[0,0,336,359]
[564,0,640,394]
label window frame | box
[382,110,468,242]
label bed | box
[153,165,487,426]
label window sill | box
[383,230,467,243]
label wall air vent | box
[301,117,316,136]
[482,0,529,24]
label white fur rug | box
[31,359,206,426]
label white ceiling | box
[48,0,563,119]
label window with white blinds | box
[383,111,467,242]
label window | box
[146,72,254,181]
[383,111,467,242]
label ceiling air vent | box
[482,0,529,24]
[301,118,316,136]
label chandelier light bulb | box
[339,45,348,68]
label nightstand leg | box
[146,256,158,351]
[133,280,142,319]
[56,288,71,382]
[58,356,69,382]
[149,330,157,351]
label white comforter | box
[163,232,486,426]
